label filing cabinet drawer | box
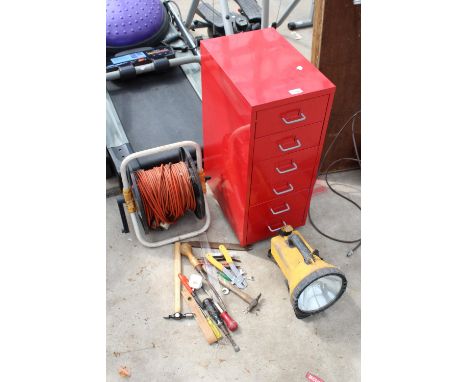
[255,95,329,138]
[250,147,318,205]
[246,190,310,244]
[253,122,323,162]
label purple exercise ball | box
[106,0,168,49]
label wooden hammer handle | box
[218,278,253,304]
[174,242,181,313]
[181,289,218,344]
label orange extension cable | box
[135,162,196,228]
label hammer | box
[218,278,261,312]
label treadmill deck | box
[107,66,202,171]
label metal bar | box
[261,0,269,28]
[275,0,302,28]
[106,55,201,81]
[185,0,200,28]
[182,241,252,251]
[117,195,130,233]
[287,0,314,30]
[219,0,234,35]
[165,1,199,55]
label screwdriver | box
[213,300,238,331]
[180,243,228,311]
[178,274,223,340]
[200,285,238,331]
[203,298,240,352]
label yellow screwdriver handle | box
[207,317,223,339]
[219,245,233,264]
[206,253,224,272]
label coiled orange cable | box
[135,162,196,228]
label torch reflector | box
[297,274,344,313]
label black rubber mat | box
[107,67,202,168]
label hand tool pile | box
[164,241,262,352]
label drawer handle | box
[278,139,301,152]
[281,112,306,125]
[276,162,298,174]
[273,183,294,195]
[270,203,290,215]
[268,221,288,232]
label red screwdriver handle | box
[178,273,193,295]
[212,300,238,332]
[219,311,238,331]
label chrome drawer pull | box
[273,183,294,195]
[278,139,301,152]
[270,203,290,215]
[268,221,287,232]
[275,162,298,174]
[281,112,306,125]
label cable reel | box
[121,141,211,248]
[130,147,205,234]
[129,148,206,234]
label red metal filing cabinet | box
[201,28,335,246]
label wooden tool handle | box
[180,242,202,270]
[181,289,218,344]
[218,278,253,303]
[174,242,181,313]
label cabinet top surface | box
[201,28,335,107]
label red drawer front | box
[250,147,318,206]
[246,190,310,244]
[255,95,329,138]
[253,121,323,162]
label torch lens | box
[297,275,344,313]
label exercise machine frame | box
[185,0,313,35]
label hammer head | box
[247,293,262,312]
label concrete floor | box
[106,170,361,381]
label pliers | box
[206,245,247,289]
